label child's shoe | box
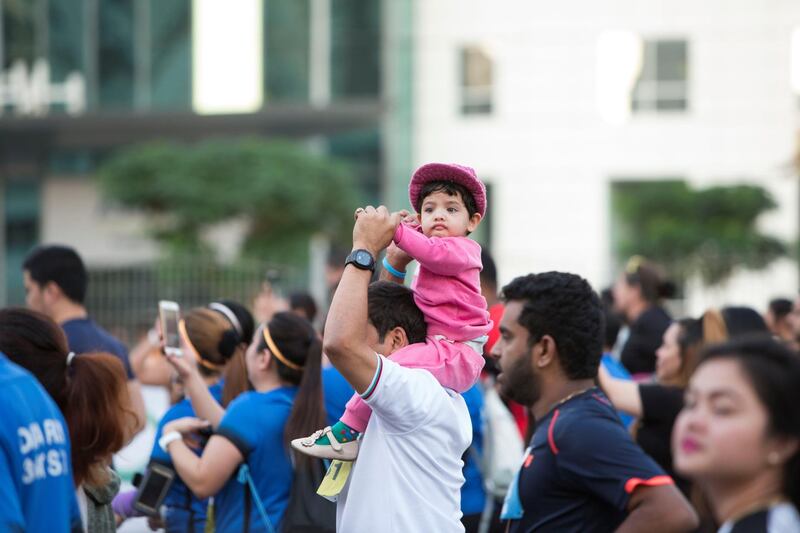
[291,421,360,461]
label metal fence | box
[85,257,306,346]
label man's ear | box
[534,335,557,369]
[388,326,410,351]
[43,281,63,303]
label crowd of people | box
[1,162,799,533]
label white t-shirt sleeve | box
[362,355,447,434]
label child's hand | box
[385,242,412,270]
[394,209,417,227]
[388,210,404,228]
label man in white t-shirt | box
[322,205,472,532]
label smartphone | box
[133,462,176,517]
[159,300,182,357]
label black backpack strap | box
[185,490,193,531]
[243,480,252,533]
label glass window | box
[2,0,35,69]
[460,46,493,115]
[632,40,688,112]
[149,0,191,109]
[327,128,381,203]
[331,0,380,100]
[265,0,310,102]
[48,0,84,81]
[98,0,134,108]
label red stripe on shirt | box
[624,475,674,494]
[548,409,560,455]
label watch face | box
[356,250,372,266]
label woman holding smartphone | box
[147,307,246,532]
[161,311,326,532]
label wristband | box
[158,431,182,453]
[382,257,406,279]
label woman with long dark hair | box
[0,308,137,532]
[673,335,800,532]
[161,311,326,532]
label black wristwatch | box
[345,249,376,272]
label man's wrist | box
[352,242,380,258]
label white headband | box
[66,352,76,366]
[209,302,243,338]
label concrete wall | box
[41,178,160,266]
[413,0,800,314]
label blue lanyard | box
[237,464,277,533]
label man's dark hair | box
[480,249,498,289]
[289,291,318,323]
[23,245,88,304]
[769,298,793,321]
[367,281,427,344]
[416,180,478,218]
[501,272,603,380]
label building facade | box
[0,0,395,305]
[412,0,800,313]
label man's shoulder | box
[0,354,30,385]
[0,356,51,404]
[63,318,127,355]
[379,357,456,396]
[546,391,627,447]
[368,358,470,426]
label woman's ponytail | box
[261,312,326,463]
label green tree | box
[96,138,362,264]
[612,180,786,285]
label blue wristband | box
[382,257,406,279]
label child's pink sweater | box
[393,223,491,341]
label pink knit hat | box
[408,163,487,217]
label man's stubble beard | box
[500,353,541,407]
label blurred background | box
[1,0,800,333]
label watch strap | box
[345,249,376,272]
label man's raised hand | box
[352,205,398,256]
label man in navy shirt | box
[22,245,145,432]
[0,352,83,532]
[490,272,698,533]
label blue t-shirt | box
[461,384,487,516]
[0,353,82,533]
[601,354,635,428]
[215,386,297,533]
[322,366,354,426]
[504,388,670,533]
[61,318,134,380]
[150,383,224,518]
